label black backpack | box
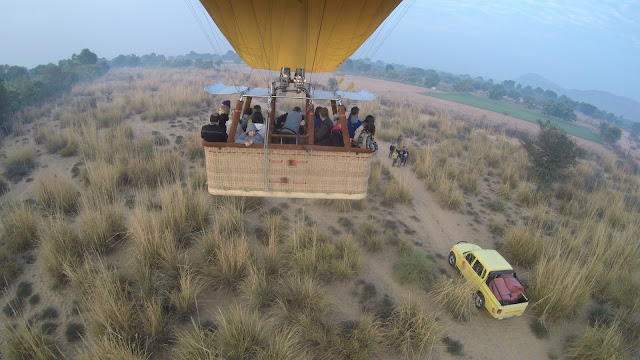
[329,126,344,147]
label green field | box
[421,92,601,143]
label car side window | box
[472,260,484,278]
[465,253,475,264]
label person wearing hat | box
[222,100,231,109]
[201,113,228,142]
[235,122,264,146]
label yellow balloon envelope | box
[199,0,402,72]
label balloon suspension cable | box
[264,84,273,193]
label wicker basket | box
[204,143,372,199]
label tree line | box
[337,58,625,144]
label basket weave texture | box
[205,146,372,198]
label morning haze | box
[1,0,639,102]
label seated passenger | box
[235,122,264,146]
[280,106,303,144]
[346,106,362,139]
[355,120,378,152]
[314,107,333,146]
[353,115,374,143]
[209,105,228,134]
[240,107,253,132]
[248,111,266,138]
[201,113,228,142]
[313,107,322,130]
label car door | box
[461,252,477,280]
[470,259,486,288]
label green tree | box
[73,48,98,65]
[452,80,474,92]
[501,80,515,89]
[488,84,505,100]
[543,89,558,100]
[328,77,338,89]
[542,99,577,121]
[385,64,394,73]
[507,89,521,101]
[599,123,622,145]
[523,96,536,109]
[630,122,640,136]
[521,120,583,187]
[424,69,439,87]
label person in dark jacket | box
[346,106,361,139]
[201,113,228,142]
[314,107,333,146]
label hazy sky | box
[1,0,638,101]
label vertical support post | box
[227,99,243,143]
[331,100,338,116]
[242,97,252,116]
[338,105,351,148]
[306,99,314,145]
[269,92,277,143]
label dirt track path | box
[378,140,552,359]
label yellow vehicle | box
[448,242,529,319]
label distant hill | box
[515,73,640,122]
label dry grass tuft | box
[41,215,80,283]
[435,174,464,210]
[2,321,60,360]
[335,315,382,360]
[168,265,204,316]
[383,175,412,205]
[77,200,127,253]
[158,183,210,244]
[529,250,593,323]
[76,334,149,360]
[205,236,251,290]
[383,300,441,358]
[1,202,39,253]
[357,222,383,252]
[4,145,37,182]
[185,131,205,160]
[172,321,215,359]
[33,174,81,214]
[433,276,476,321]
[502,224,544,268]
[368,159,383,194]
[564,321,630,360]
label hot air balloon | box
[199,0,403,199]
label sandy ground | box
[0,71,610,359]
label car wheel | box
[475,292,485,309]
[448,252,456,268]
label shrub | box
[158,184,209,244]
[168,266,204,316]
[16,281,33,299]
[368,160,382,194]
[1,202,39,253]
[442,336,464,356]
[185,131,205,160]
[383,301,441,358]
[521,120,583,187]
[433,276,475,321]
[394,249,439,289]
[486,197,506,212]
[4,146,36,182]
[33,175,81,214]
[272,275,328,322]
[205,236,251,290]
[335,316,381,360]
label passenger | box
[355,121,378,151]
[235,122,264,146]
[211,105,229,134]
[353,114,374,145]
[346,107,362,139]
[201,113,228,142]
[280,106,303,136]
[314,107,333,146]
[222,100,231,109]
[314,107,322,130]
[253,104,262,115]
[248,111,266,139]
[329,123,345,147]
[240,107,253,132]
